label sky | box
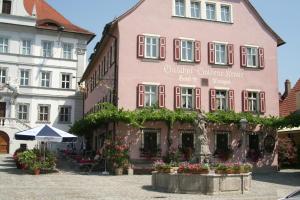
[47,0,300,93]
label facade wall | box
[0,4,90,154]
[116,0,279,115]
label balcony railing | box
[0,117,31,131]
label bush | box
[278,137,297,166]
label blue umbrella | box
[15,125,77,143]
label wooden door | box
[0,102,6,117]
[0,132,9,154]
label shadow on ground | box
[252,170,300,187]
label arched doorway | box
[0,131,9,154]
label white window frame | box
[246,46,259,68]
[20,69,30,86]
[42,41,53,58]
[175,0,185,17]
[0,68,7,84]
[58,106,72,124]
[181,40,194,62]
[181,87,194,109]
[220,4,232,23]
[38,104,50,122]
[248,91,259,112]
[144,36,159,59]
[61,73,71,89]
[215,43,227,65]
[206,2,216,21]
[62,43,73,60]
[40,71,51,88]
[21,39,32,55]
[215,90,228,111]
[0,37,9,53]
[144,85,158,107]
[17,103,29,121]
[190,1,201,19]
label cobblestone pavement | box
[0,155,299,200]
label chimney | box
[285,79,291,95]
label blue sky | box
[47,0,300,92]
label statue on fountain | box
[193,110,211,163]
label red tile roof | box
[280,79,300,117]
[23,0,94,37]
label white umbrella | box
[15,125,77,143]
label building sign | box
[164,65,244,86]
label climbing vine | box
[69,103,300,136]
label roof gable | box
[280,79,300,117]
[23,0,94,37]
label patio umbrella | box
[15,125,77,143]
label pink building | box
[81,0,284,170]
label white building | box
[0,0,94,154]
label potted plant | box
[30,161,42,175]
[215,163,227,174]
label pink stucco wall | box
[115,0,279,116]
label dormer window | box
[2,0,12,15]
[175,0,185,17]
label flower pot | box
[115,168,123,175]
[226,169,234,174]
[34,169,41,175]
[215,170,226,174]
[201,169,209,174]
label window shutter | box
[158,85,165,108]
[240,46,247,67]
[174,86,181,109]
[194,41,201,63]
[258,48,265,69]
[137,84,145,108]
[259,91,266,113]
[242,90,249,112]
[137,35,145,58]
[174,39,181,61]
[208,42,215,64]
[227,44,234,65]
[195,88,201,110]
[159,37,166,60]
[228,90,235,111]
[210,89,216,111]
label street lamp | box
[239,118,248,163]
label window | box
[141,129,161,156]
[145,36,159,59]
[0,37,8,53]
[175,0,185,16]
[181,40,194,62]
[63,43,73,59]
[248,92,258,112]
[215,132,229,152]
[248,134,259,151]
[20,69,29,86]
[191,1,200,18]
[42,41,53,57]
[216,90,228,111]
[17,104,29,121]
[215,43,227,65]
[206,3,216,20]
[61,74,71,89]
[247,47,258,67]
[40,71,50,87]
[21,40,31,55]
[181,87,194,109]
[59,106,71,123]
[181,132,194,150]
[144,85,158,107]
[0,68,6,84]
[2,0,11,14]
[221,5,231,22]
[38,105,50,122]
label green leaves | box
[69,103,300,136]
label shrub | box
[278,137,297,166]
